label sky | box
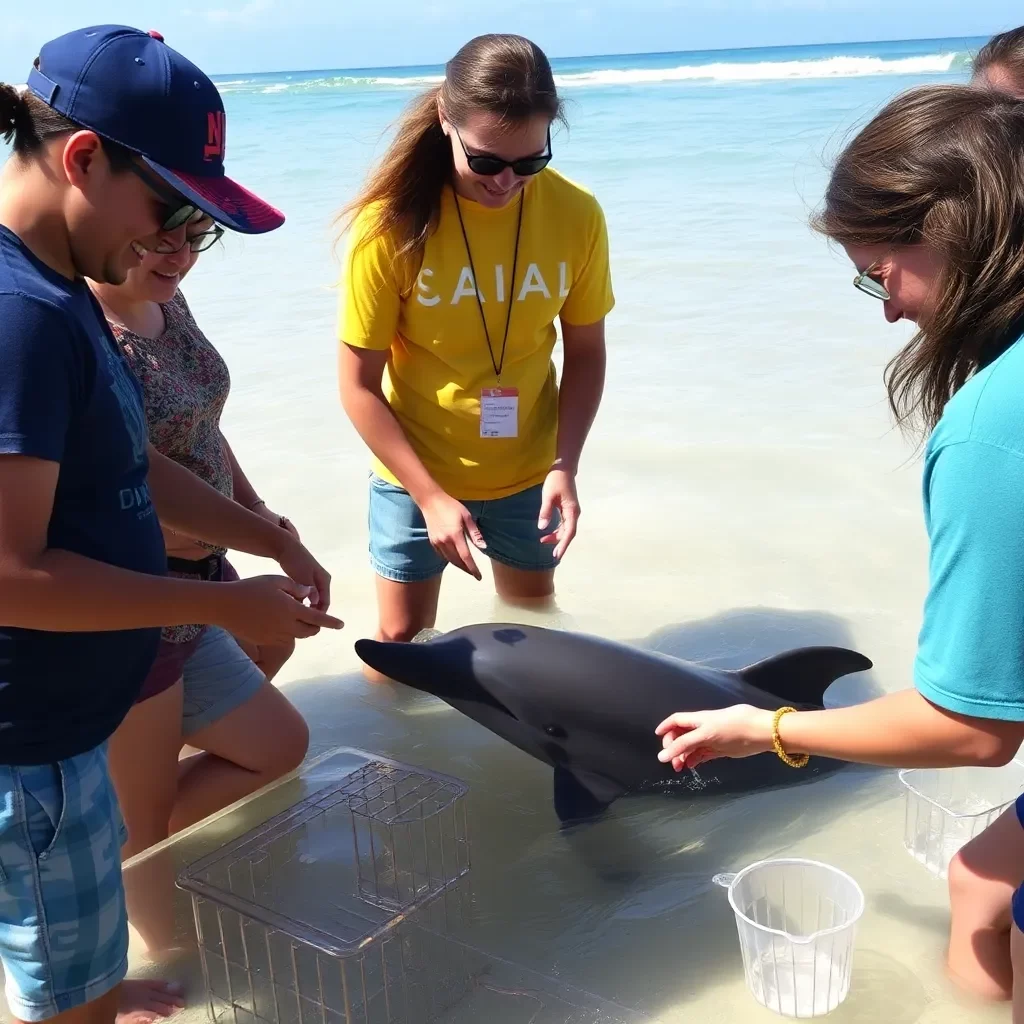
[1,1,1020,80]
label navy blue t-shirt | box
[0,226,167,765]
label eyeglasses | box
[453,126,552,177]
[158,224,225,254]
[853,258,890,300]
[128,162,220,253]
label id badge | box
[480,387,519,438]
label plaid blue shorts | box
[0,744,129,1021]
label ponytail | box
[0,84,37,153]
[1,79,133,168]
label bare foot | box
[117,979,186,1024]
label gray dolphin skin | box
[354,623,873,825]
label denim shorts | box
[368,475,560,583]
[180,625,266,737]
[0,744,129,1021]
[136,555,242,704]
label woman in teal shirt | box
[656,84,1024,1016]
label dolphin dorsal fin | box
[738,646,873,707]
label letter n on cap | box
[204,111,226,161]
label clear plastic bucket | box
[713,858,864,1018]
[899,761,1024,878]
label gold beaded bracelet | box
[771,707,810,768]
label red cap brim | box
[143,158,285,234]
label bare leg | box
[107,682,189,1014]
[365,575,444,683]
[107,681,184,858]
[1012,922,1024,1024]
[167,681,308,834]
[946,805,1024,1000]
[232,635,295,682]
[490,562,555,605]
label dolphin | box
[353,623,873,825]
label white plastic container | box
[713,858,865,1018]
[899,760,1024,878]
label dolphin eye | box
[544,724,567,739]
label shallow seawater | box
[0,34,1011,1024]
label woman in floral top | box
[89,213,310,865]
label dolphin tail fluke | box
[553,766,627,826]
[738,646,873,706]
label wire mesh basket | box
[177,756,472,1024]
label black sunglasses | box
[453,126,552,177]
[128,161,205,234]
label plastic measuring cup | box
[713,857,865,1018]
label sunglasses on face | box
[128,162,217,252]
[853,257,890,301]
[453,126,553,177]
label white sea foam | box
[230,51,963,95]
[551,52,961,87]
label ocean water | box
[3,34,1012,1024]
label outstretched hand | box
[655,705,776,771]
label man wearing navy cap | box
[0,26,341,1024]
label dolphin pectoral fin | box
[553,766,627,825]
[738,646,873,706]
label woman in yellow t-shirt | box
[337,33,614,672]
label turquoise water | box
[183,35,981,449]
[178,41,1001,1021]
[3,36,1010,1023]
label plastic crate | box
[899,760,1024,878]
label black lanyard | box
[452,187,525,384]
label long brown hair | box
[812,84,1024,436]
[973,25,1024,89]
[336,34,564,265]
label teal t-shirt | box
[914,335,1024,721]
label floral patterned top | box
[108,290,234,644]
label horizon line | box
[212,31,988,81]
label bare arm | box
[337,344,443,506]
[0,454,340,641]
[147,445,331,608]
[775,690,1024,768]
[0,454,236,631]
[220,431,261,509]
[147,445,286,558]
[554,317,607,473]
[656,688,1024,772]
[337,343,484,576]
[535,318,607,558]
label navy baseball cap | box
[26,25,284,234]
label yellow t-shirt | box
[338,167,615,501]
